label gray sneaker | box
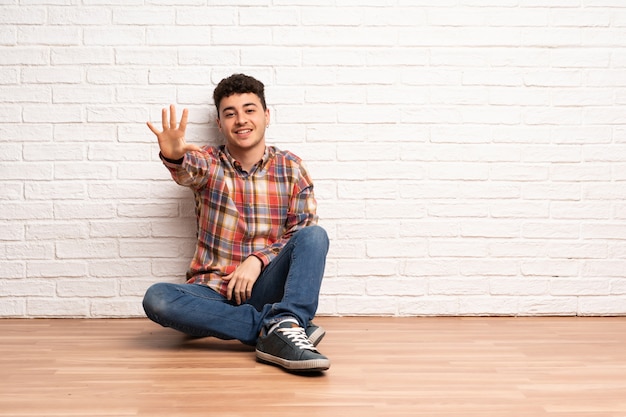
[256,319,330,372]
[306,322,325,347]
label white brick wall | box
[2,1,626,318]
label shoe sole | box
[256,349,330,372]
[307,327,325,347]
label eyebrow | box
[221,102,258,114]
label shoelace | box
[278,327,318,351]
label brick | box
[88,182,152,200]
[518,297,578,316]
[548,242,607,259]
[1,279,55,297]
[336,259,397,277]
[54,201,116,220]
[115,48,177,65]
[147,26,212,46]
[366,277,426,297]
[119,238,194,258]
[522,183,581,201]
[0,105,21,122]
[578,297,626,316]
[583,260,626,278]
[55,239,119,259]
[521,260,580,277]
[151,259,190,278]
[336,296,398,315]
[337,222,399,239]
[89,260,151,278]
[427,203,488,218]
[398,297,459,316]
[0,143,20,161]
[458,297,520,316]
[460,260,519,276]
[399,221,459,238]
[0,299,26,317]
[53,86,113,103]
[27,261,87,278]
[26,222,89,240]
[0,86,50,103]
[489,241,548,258]
[0,261,25,278]
[25,182,87,200]
[0,7,46,24]
[48,7,111,25]
[87,67,147,84]
[0,202,53,220]
[54,124,117,142]
[429,240,489,258]
[329,240,366,259]
[18,26,81,46]
[23,105,82,123]
[90,299,145,318]
[550,279,610,296]
[366,239,427,258]
[57,279,117,297]
[522,222,580,239]
[120,279,159,297]
[90,221,151,238]
[430,277,489,296]
[280,27,397,47]
[0,67,19,84]
[84,27,144,46]
[54,162,113,180]
[320,277,365,296]
[582,224,626,240]
[51,47,113,65]
[113,8,174,25]
[117,202,179,218]
[1,183,23,201]
[490,278,550,296]
[27,298,89,318]
[23,143,85,161]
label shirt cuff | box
[160,152,184,165]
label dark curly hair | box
[213,73,267,117]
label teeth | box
[237,129,251,134]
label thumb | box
[222,265,237,281]
[184,143,202,153]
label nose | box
[235,112,246,125]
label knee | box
[299,225,329,252]
[142,282,172,318]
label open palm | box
[147,104,201,160]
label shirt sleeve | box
[251,161,318,267]
[160,148,215,190]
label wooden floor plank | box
[1,317,626,416]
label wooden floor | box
[1,317,626,417]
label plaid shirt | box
[161,145,318,296]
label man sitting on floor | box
[142,73,330,372]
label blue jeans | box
[142,225,329,346]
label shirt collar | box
[220,145,273,174]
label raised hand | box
[147,104,201,160]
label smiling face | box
[216,92,270,158]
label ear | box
[264,108,270,125]
[216,117,222,131]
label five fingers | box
[146,105,187,134]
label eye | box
[224,112,235,118]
